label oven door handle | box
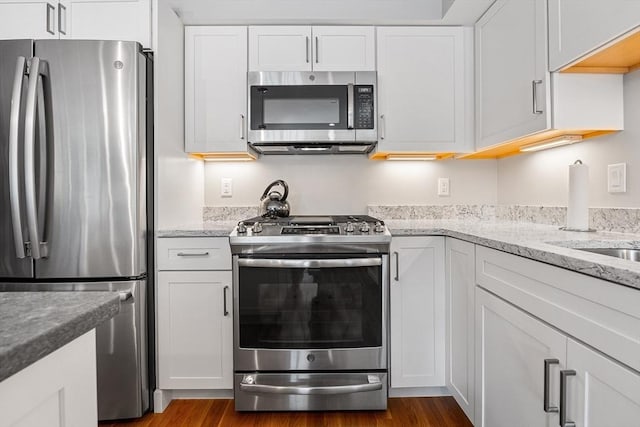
[237,258,382,269]
[239,374,382,395]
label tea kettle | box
[260,179,290,218]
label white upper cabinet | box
[389,236,445,389]
[185,26,248,153]
[475,0,548,150]
[375,27,473,155]
[548,0,640,71]
[249,26,375,71]
[0,1,60,39]
[0,0,151,47]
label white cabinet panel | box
[157,237,231,271]
[0,331,97,427]
[567,339,640,427]
[64,0,151,47]
[445,238,474,423]
[249,26,312,71]
[475,0,549,150]
[390,236,445,389]
[311,26,375,71]
[185,26,248,153]
[157,271,233,389]
[475,288,565,427]
[376,27,473,154]
[0,2,58,39]
[548,0,640,71]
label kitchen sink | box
[575,248,640,262]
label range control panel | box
[355,85,374,129]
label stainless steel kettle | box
[260,179,290,218]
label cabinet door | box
[390,236,445,388]
[249,26,312,71]
[0,1,58,39]
[548,0,640,71]
[157,271,233,389]
[475,288,566,427]
[63,0,151,47]
[311,26,375,71]
[566,339,640,426]
[445,238,475,423]
[185,26,248,153]
[376,27,473,153]
[475,0,549,150]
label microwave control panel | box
[355,85,374,129]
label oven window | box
[250,85,348,130]
[238,259,382,349]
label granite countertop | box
[157,219,640,290]
[0,292,120,382]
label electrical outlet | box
[221,178,233,197]
[438,178,450,196]
[607,163,626,193]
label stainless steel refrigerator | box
[0,39,153,420]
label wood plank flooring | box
[100,398,472,427]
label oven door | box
[233,254,388,371]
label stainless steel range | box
[229,215,391,411]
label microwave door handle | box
[347,83,354,129]
[9,56,27,258]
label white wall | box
[497,69,640,208]
[204,156,497,214]
[155,0,205,228]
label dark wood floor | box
[100,398,472,427]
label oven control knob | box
[360,221,370,233]
[252,222,263,233]
[374,221,385,233]
[345,222,355,233]
[237,221,247,233]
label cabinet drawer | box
[476,245,640,372]
[157,237,231,271]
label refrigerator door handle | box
[9,56,28,259]
[23,57,49,259]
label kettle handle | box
[260,180,289,202]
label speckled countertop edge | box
[158,220,640,290]
[0,292,120,382]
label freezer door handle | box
[9,56,27,259]
[23,57,50,259]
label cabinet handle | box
[393,251,399,281]
[543,359,559,413]
[46,3,55,35]
[223,285,229,316]
[559,369,576,427]
[57,3,66,35]
[306,37,310,63]
[532,80,543,115]
[315,36,319,63]
[176,251,209,257]
[240,114,245,140]
[380,114,385,140]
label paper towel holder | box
[561,159,596,232]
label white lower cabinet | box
[389,236,445,389]
[156,237,233,392]
[445,238,475,423]
[157,270,233,389]
[475,288,565,427]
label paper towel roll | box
[566,161,589,231]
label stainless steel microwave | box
[247,71,377,155]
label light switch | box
[438,178,450,196]
[221,178,233,197]
[607,163,626,193]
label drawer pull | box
[176,251,210,257]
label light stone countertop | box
[157,220,640,290]
[0,292,120,382]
